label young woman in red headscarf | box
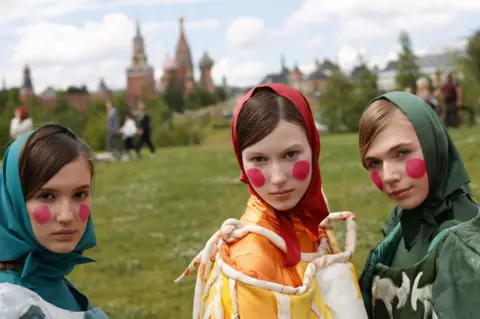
[176,84,368,319]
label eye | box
[397,150,410,158]
[39,193,54,200]
[366,160,381,169]
[285,151,297,160]
[74,191,89,199]
[251,156,266,163]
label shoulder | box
[0,283,44,317]
[431,216,480,315]
[227,233,282,282]
[0,282,87,318]
[435,216,480,259]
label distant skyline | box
[0,0,478,92]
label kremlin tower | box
[126,21,156,108]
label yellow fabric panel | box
[236,280,278,318]
[220,274,234,318]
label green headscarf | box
[368,91,477,249]
[0,131,97,287]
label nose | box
[382,161,401,184]
[270,162,287,186]
[55,199,76,223]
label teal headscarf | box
[0,131,97,287]
[368,91,478,249]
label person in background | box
[120,112,141,160]
[136,101,156,157]
[10,106,33,140]
[105,100,122,160]
[436,71,462,128]
[416,77,439,113]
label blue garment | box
[0,132,108,317]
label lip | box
[52,230,77,236]
[270,189,293,195]
[389,187,412,199]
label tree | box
[321,66,354,132]
[163,74,184,113]
[457,29,480,112]
[215,86,227,103]
[395,30,420,93]
[346,60,379,132]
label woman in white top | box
[119,112,141,159]
[10,106,33,140]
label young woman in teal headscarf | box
[0,124,107,318]
[357,92,479,319]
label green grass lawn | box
[68,126,480,318]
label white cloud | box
[307,35,323,49]
[284,0,480,41]
[4,13,169,91]
[0,0,96,25]
[337,45,365,70]
[212,58,266,87]
[337,18,390,41]
[226,17,266,49]
[144,18,219,32]
[11,13,136,65]
[0,0,218,25]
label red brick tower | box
[174,16,195,95]
[20,64,34,104]
[126,20,156,108]
[199,51,215,93]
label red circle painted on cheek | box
[78,204,90,222]
[33,206,52,225]
[405,158,426,179]
[246,168,265,188]
[370,172,384,191]
[292,160,311,181]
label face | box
[25,156,92,254]
[241,120,312,211]
[139,103,146,111]
[14,110,21,118]
[363,109,429,209]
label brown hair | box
[19,123,95,200]
[358,99,399,163]
[236,87,306,151]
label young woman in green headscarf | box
[357,91,480,319]
[0,124,108,318]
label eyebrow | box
[245,143,304,155]
[39,184,91,192]
[364,142,414,162]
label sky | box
[0,0,479,93]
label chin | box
[270,199,299,211]
[46,243,78,254]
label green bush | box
[153,119,204,147]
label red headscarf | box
[231,83,330,267]
[15,106,29,121]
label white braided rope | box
[175,211,358,319]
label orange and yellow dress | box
[176,196,368,319]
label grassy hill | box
[68,126,480,318]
